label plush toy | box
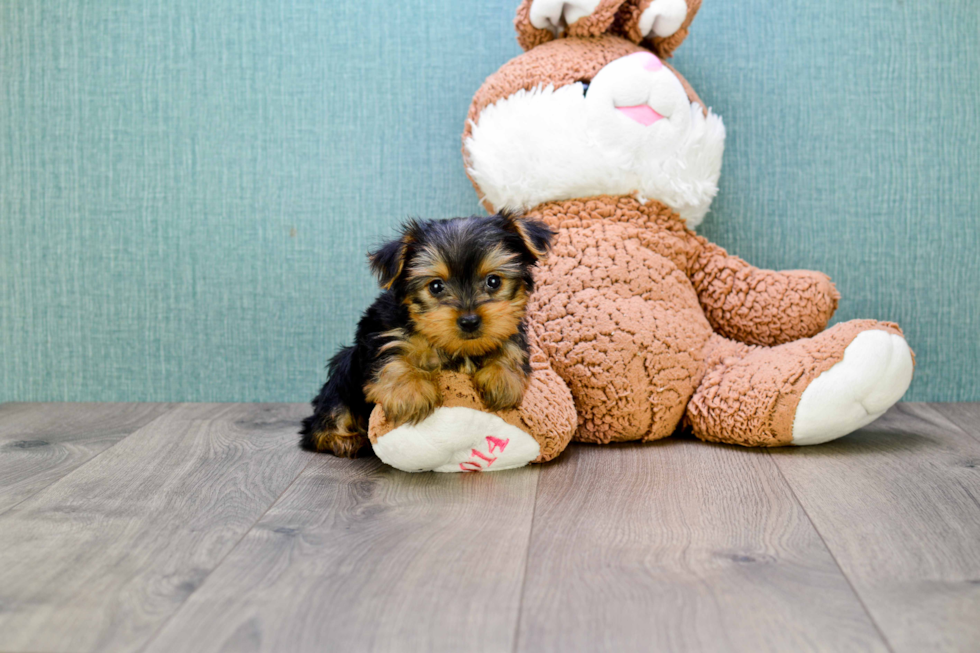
[368,0,914,472]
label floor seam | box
[135,445,316,653]
[0,403,178,518]
[767,450,896,653]
[510,465,543,653]
[919,403,980,446]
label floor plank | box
[515,439,887,653]
[143,456,539,653]
[0,403,312,653]
[769,403,980,652]
[0,403,172,514]
[934,403,980,443]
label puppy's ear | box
[367,220,419,289]
[503,214,554,262]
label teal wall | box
[1,1,978,402]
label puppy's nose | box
[457,314,482,333]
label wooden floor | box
[0,403,978,652]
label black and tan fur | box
[300,214,554,457]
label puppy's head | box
[368,214,553,357]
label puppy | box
[300,213,554,457]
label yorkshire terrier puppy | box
[300,213,554,457]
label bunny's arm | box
[685,234,840,346]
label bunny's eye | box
[580,81,590,96]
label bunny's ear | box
[514,0,630,51]
[612,0,701,58]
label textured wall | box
[1,0,977,402]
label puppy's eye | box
[428,279,445,295]
[580,81,590,96]
[485,274,501,291]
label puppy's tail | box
[300,345,371,457]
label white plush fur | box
[640,0,688,37]
[464,55,725,228]
[372,406,541,473]
[792,331,914,445]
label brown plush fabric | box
[514,0,555,52]
[526,196,713,443]
[689,236,840,346]
[519,339,579,460]
[466,36,643,135]
[609,0,649,44]
[566,0,628,39]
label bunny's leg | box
[686,320,914,447]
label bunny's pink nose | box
[625,50,663,72]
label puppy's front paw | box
[366,356,443,427]
[379,378,441,426]
[474,364,529,412]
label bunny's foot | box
[371,406,540,473]
[369,367,576,473]
[791,329,913,445]
[687,320,913,447]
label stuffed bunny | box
[368,0,914,472]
